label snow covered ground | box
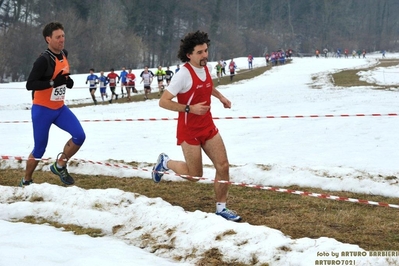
[0,53,398,265]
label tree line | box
[1,0,398,82]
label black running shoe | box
[50,163,75,185]
[19,177,33,187]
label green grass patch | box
[333,59,399,88]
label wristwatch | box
[49,80,54,87]
[185,105,190,113]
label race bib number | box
[100,82,105,87]
[89,80,95,85]
[50,85,66,101]
[110,78,115,83]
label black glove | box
[53,70,67,87]
[66,77,74,89]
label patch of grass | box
[333,59,399,88]
[333,69,372,87]
[214,64,272,87]
[215,229,237,240]
[196,247,268,266]
[14,215,104,237]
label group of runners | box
[315,48,368,59]
[85,65,177,104]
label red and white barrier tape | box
[0,113,398,124]
[176,175,399,209]
[1,155,398,210]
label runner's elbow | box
[159,98,166,108]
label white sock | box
[216,202,226,213]
[163,157,170,169]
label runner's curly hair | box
[177,31,210,62]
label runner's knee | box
[215,159,229,175]
[32,147,46,158]
[72,130,86,146]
